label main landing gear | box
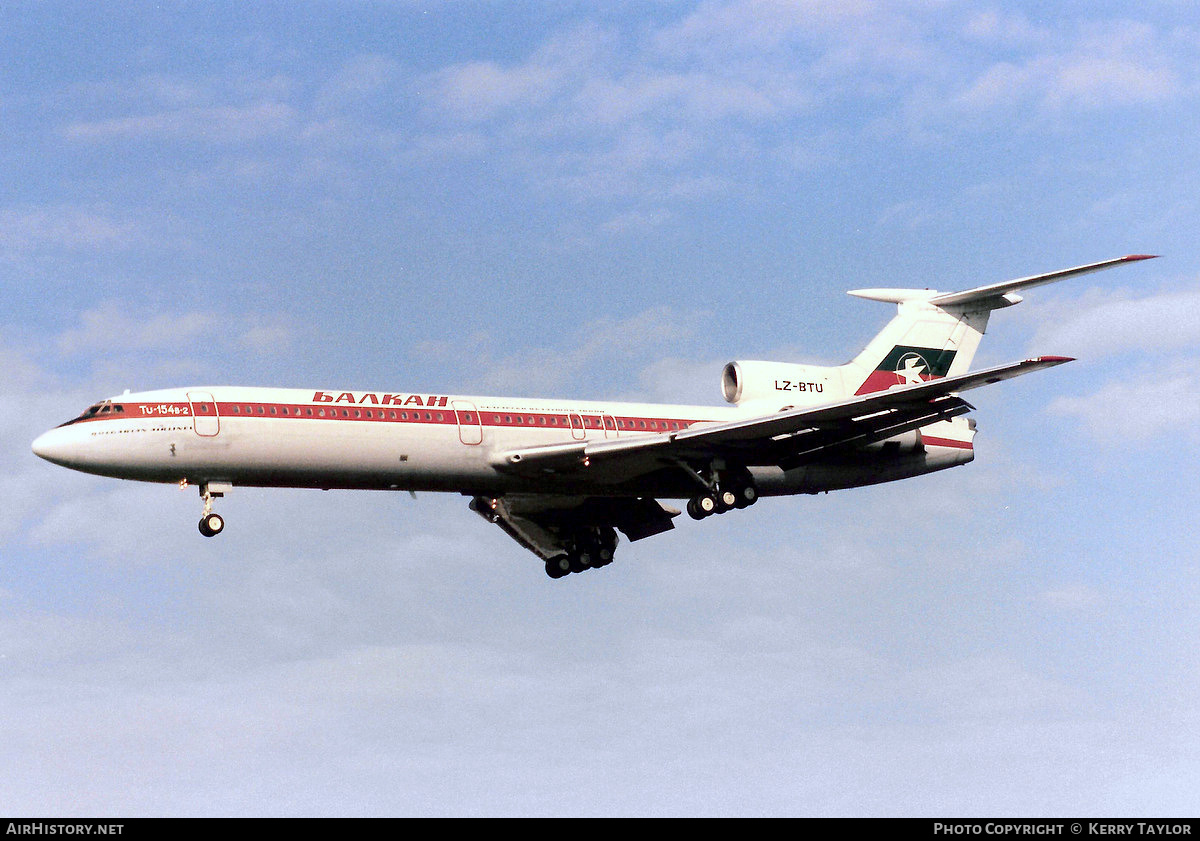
[195,481,231,537]
[684,471,759,521]
[545,526,618,579]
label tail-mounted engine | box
[721,360,842,408]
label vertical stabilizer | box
[843,299,992,395]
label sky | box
[2,0,1199,817]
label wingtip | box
[1121,254,1159,262]
[1036,355,1076,365]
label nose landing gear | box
[199,511,225,537]
[196,481,232,537]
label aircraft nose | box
[32,428,73,465]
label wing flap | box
[773,397,974,470]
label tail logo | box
[856,345,958,394]
[895,352,930,386]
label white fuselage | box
[32,385,975,500]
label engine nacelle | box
[721,360,843,407]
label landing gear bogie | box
[687,476,759,521]
[544,526,618,578]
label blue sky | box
[3,0,1199,816]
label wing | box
[491,356,1072,483]
[470,493,679,562]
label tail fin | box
[842,255,1156,395]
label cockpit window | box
[59,399,122,427]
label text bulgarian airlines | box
[313,391,449,407]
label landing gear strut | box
[544,526,618,578]
[196,482,231,537]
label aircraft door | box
[568,413,586,440]
[187,392,220,437]
[453,401,483,445]
[602,414,618,438]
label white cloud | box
[432,60,563,122]
[576,70,799,127]
[51,300,296,364]
[1050,361,1200,444]
[653,0,877,56]
[314,55,403,112]
[629,356,737,405]
[1047,55,1177,109]
[55,302,217,356]
[0,206,147,256]
[962,9,1049,46]
[1029,284,1200,359]
[955,20,1183,116]
[426,24,611,123]
[1040,584,1106,612]
[65,102,297,143]
[413,306,712,398]
[240,324,295,355]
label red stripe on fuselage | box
[70,400,708,433]
[921,435,972,450]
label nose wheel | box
[199,511,225,537]
[195,482,231,537]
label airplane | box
[32,255,1154,578]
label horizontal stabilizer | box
[847,288,939,304]
[848,255,1157,309]
[929,254,1157,307]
